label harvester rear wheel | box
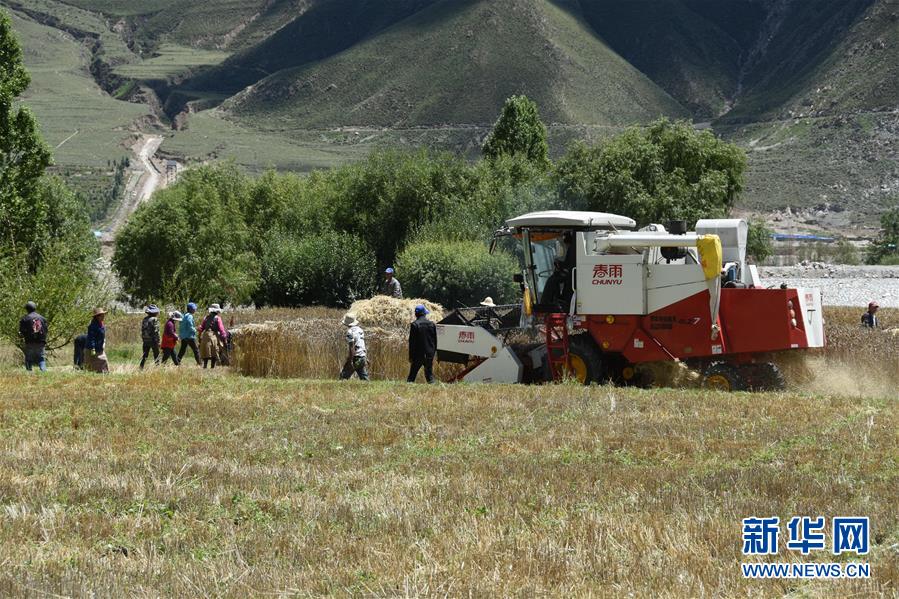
[567,335,605,385]
[741,362,787,391]
[702,362,745,392]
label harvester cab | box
[437,210,825,390]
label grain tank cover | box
[695,219,748,265]
[506,210,636,230]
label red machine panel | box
[719,288,809,353]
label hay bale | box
[349,295,444,328]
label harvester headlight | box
[606,315,615,324]
[787,300,793,309]
[789,309,796,319]
[791,318,798,327]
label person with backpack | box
[177,302,201,366]
[139,305,161,369]
[198,304,228,369]
[19,301,48,372]
[160,311,182,366]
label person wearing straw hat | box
[407,304,437,383]
[382,267,403,298]
[139,304,161,369]
[161,311,182,366]
[199,304,228,368]
[339,313,369,381]
[83,307,109,373]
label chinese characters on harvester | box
[741,516,870,579]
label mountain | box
[3,0,897,226]
[222,0,688,128]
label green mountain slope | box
[181,0,440,97]
[577,0,759,118]
[224,0,688,128]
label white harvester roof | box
[505,210,636,230]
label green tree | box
[396,240,519,309]
[865,205,899,265]
[0,11,53,266]
[113,164,259,305]
[555,119,746,226]
[0,242,109,353]
[746,220,773,263]
[482,95,550,169]
[258,231,376,307]
[0,11,103,357]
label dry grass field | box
[0,373,896,597]
[0,306,896,596]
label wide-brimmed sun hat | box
[170,311,183,321]
[208,304,222,313]
[480,297,496,307]
[92,307,108,317]
[145,304,160,314]
[342,313,359,327]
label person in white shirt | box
[340,313,369,380]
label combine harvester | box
[437,211,824,390]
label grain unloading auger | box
[436,211,825,390]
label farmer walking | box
[861,301,879,328]
[161,311,182,365]
[339,313,369,380]
[19,301,48,372]
[83,308,109,374]
[199,304,228,369]
[407,304,437,384]
[382,267,403,298]
[140,305,161,369]
[177,302,201,365]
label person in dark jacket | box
[84,308,109,373]
[407,304,437,383]
[861,301,879,328]
[139,305,161,369]
[73,334,87,369]
[19,301,48,372]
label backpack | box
[24,316,45,342]
[141,316,157,340]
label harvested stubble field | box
[0,372,896,597]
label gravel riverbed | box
[759,264,899,308]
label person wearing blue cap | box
[139,305,161,369]
[407,304,437,383]
[382,267,403,298]
[177,302,201,365]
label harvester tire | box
[741,362,787,392]
[702,362,745,392]
[567,335,605,385]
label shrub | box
[259,231,376,307]
[396,241,519,309]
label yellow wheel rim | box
[705,374,732,391]
[568,354,589,384]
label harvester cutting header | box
[437,210,825,390]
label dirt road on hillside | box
[100,135,163,254]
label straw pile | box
[348,295,445,328]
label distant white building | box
[164,160,182,186]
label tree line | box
[113,96,757,309]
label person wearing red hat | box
[861,301,879,329]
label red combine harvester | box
[436,211,825,390]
